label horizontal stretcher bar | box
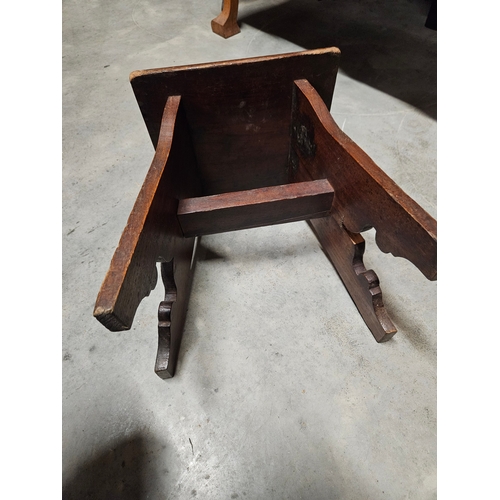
[177,179,334,237]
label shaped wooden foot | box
[155,238,197,379]
[308,219,396,342]
[211,0,240,38]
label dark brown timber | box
[129,48,340,195]
[93,95,201,377]
[94,48,437,378]
[290,78,436,342]
[290,79,437,281]
[155,241,198,379]
[308,220,397,342]
[177,179,334,237]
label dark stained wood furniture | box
[94,48,436,378]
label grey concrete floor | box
[62,0,437,498]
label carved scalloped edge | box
[350,230,397,342]
[292,79,437,282]
[307,218,396,343]
[155,260,178,379]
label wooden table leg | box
[211,0,240,38]
[94,96,202,377]
[291,79,437,280]
[290,79,437,342]
[308,218,396,342]
[155,237,197,379]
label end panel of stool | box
[94,95,201,339]
[290,79,436,342]
[290,79,437,281]
[308,218,397,342]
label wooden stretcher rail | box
[177,179,334,237]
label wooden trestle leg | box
[211,0,240,38]
[307,219,396,342]
[93,95,201,377]
[155,237,197,378]
[290,79,437,342]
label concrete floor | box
[62,0,436,498]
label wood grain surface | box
[290,79,437,281]
[289,78,436,341]
[211,0,240,38]
[95,50,437,377]
[129,48,340,195]
[177,179,334,237]
[93,96,201,332]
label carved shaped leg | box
[308,218,396,342]
[94,95,202,378]
[211,0,240,38]
[155,237,198,379]
[290,78,436,341]
[156,261,176,378]
[290,79,437,280]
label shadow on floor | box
[62,433,161,499]
[240,0,436,119]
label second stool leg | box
[308,217,397,342]
[155,236,198,379]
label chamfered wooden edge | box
[291,79,437,281]
[93,95,200,331]
[129,47,340,81]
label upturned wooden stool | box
[93,48,436,379]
